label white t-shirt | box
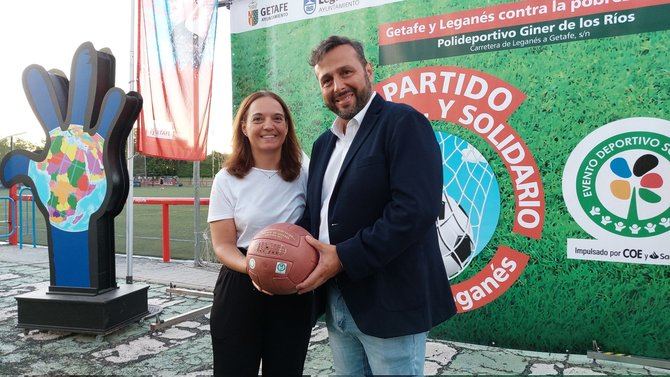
[207,166,308,248]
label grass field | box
[1,186,212,261]
[230,0,670,359]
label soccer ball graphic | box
[437,193,475,279]
[434,131,501,280]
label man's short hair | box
[308,35,368,68]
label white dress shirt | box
[319,93,376,244]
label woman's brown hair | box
[225,91,302,181]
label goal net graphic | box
[435,132,501,280]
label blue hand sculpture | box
[1,42,142,293]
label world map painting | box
[28,125,107,232]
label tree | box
[0,138,41,160]
[132,152,228,179]
[0,138,41,188]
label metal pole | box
[193,0,202,266]
[125,0,137,284]
[162,203,171,262]
[194,161,201,265]
[588,351,670,370]
[9,137,17,246]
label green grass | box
[229,0,670,359]
[1,186,212,261]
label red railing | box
[6,190,208,262]
[133,197,209,262]
[7,186,18,245]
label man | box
[296,36,456,375]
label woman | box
[208,91,312,376]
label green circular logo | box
[576,131,670,238]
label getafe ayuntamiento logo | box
[248,0,259,26]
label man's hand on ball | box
[296,236,343,294]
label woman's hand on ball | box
[252,280,274,295]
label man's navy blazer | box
[301,94,457,338]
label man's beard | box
[326,80,373,120]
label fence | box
[0,187,212,263]
[133,197,210,262]
[17,187,36,249]
[0,188,16,241]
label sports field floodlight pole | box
[126,0,137,283]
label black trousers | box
[210,266,313,376]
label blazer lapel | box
[334,94,384,185]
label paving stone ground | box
[1,245,668,375]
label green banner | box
[230,0,670,359]
[380,4,670,64]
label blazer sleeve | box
[335,108,442,281]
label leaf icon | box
[639,188,662,204]
[640,173,663,189]
[633,154,658,177]
[610,157,632,178]
[610,180,631,200]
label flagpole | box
[193,0,202,266]
[125,0,137,283]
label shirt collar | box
[330,92,376,140]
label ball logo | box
[275,261,287,274]
[564,118,670,240]
[249,258,256,269]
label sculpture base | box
[15,284,149,335]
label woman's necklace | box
[254,167,278,179]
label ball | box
[246,223,319,295]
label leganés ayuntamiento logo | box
[563,118,670,266]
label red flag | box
[137,0,217,161]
